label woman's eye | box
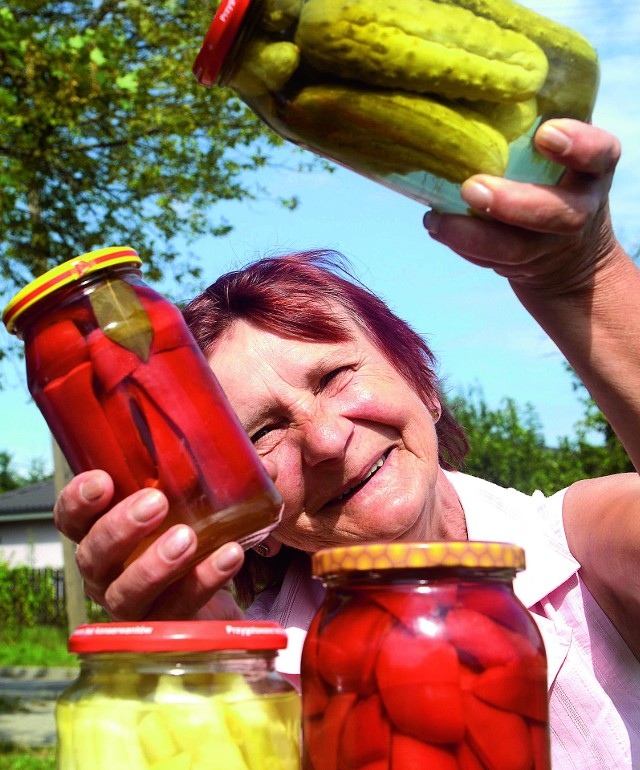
[251,425,275,443]
[321,366,351,389]
[251,422,287,445]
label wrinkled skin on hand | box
[54,470,246,621]
[423,118,622,297]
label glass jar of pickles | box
[56,621,301,770]
[2,247,283,570]
[192,0,599,214]
[301,541,550,770]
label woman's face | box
[207,318,445,552]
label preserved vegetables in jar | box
[301,541,550,770]
[192,0,599,215]
[2,247,283,569]
[56,621,301,770]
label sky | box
[1,0,639,476]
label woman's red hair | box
[183,249,467,466]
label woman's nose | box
[301,413,354,467]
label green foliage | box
[0,746,55,770]
[0,561,56,627]
[0,560,108,630]
[449,386,575,495]
[0,624,77,667]
[0,451,51,492]
[0,450,21,492]
[448,385,633,496]
[0,0,313,299]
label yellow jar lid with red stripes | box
[2,246,141,335]
[312,541,526,577]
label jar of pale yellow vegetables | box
[55,621,301,770]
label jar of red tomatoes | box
[301,541,550,770]
[2,246,283,570]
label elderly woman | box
[55,119,640,768]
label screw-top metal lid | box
[69,620,289,654]
[312,541,526,577]
[2,246,141,335]
[192,0,253,87]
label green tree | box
[0,449,51,491]
[447,385,621,496]
[24,455,52,482]
[563,367,634,477]
[0,0,312,314]
[0,450,21,492]
[450,386,567,495]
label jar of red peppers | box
[301,541,550,770]
[2,246,283,570]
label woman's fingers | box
[102,540,245,621]
[70,482,245,619]
[535,119,621,178]
[145,543,245,620]
[54,470,247,620]
[457,120,619,235]
[53,470,115,543]
[459,174,605,235]
[72,487,168,604]
[423,120,621,290]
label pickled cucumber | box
[294,0,549,102]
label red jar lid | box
[193,0,253,88]
[69,620,289,654]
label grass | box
[0,744,56,770]
[0,625,78,668]
[0,626,70,768]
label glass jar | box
[56,620,301,770]
[192,0,599,215]
[301,541,550,770]
[2,247,283,569]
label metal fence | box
[1,566,105,627]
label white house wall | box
[0,520,64,568]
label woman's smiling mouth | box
[330,450,390,504]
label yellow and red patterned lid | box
[312,541,526,577]
[2,246,140,335]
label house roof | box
[0,479,56,522]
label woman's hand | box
[425,117,640,474]
[423,118,623,295]
[54,469,245,621]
